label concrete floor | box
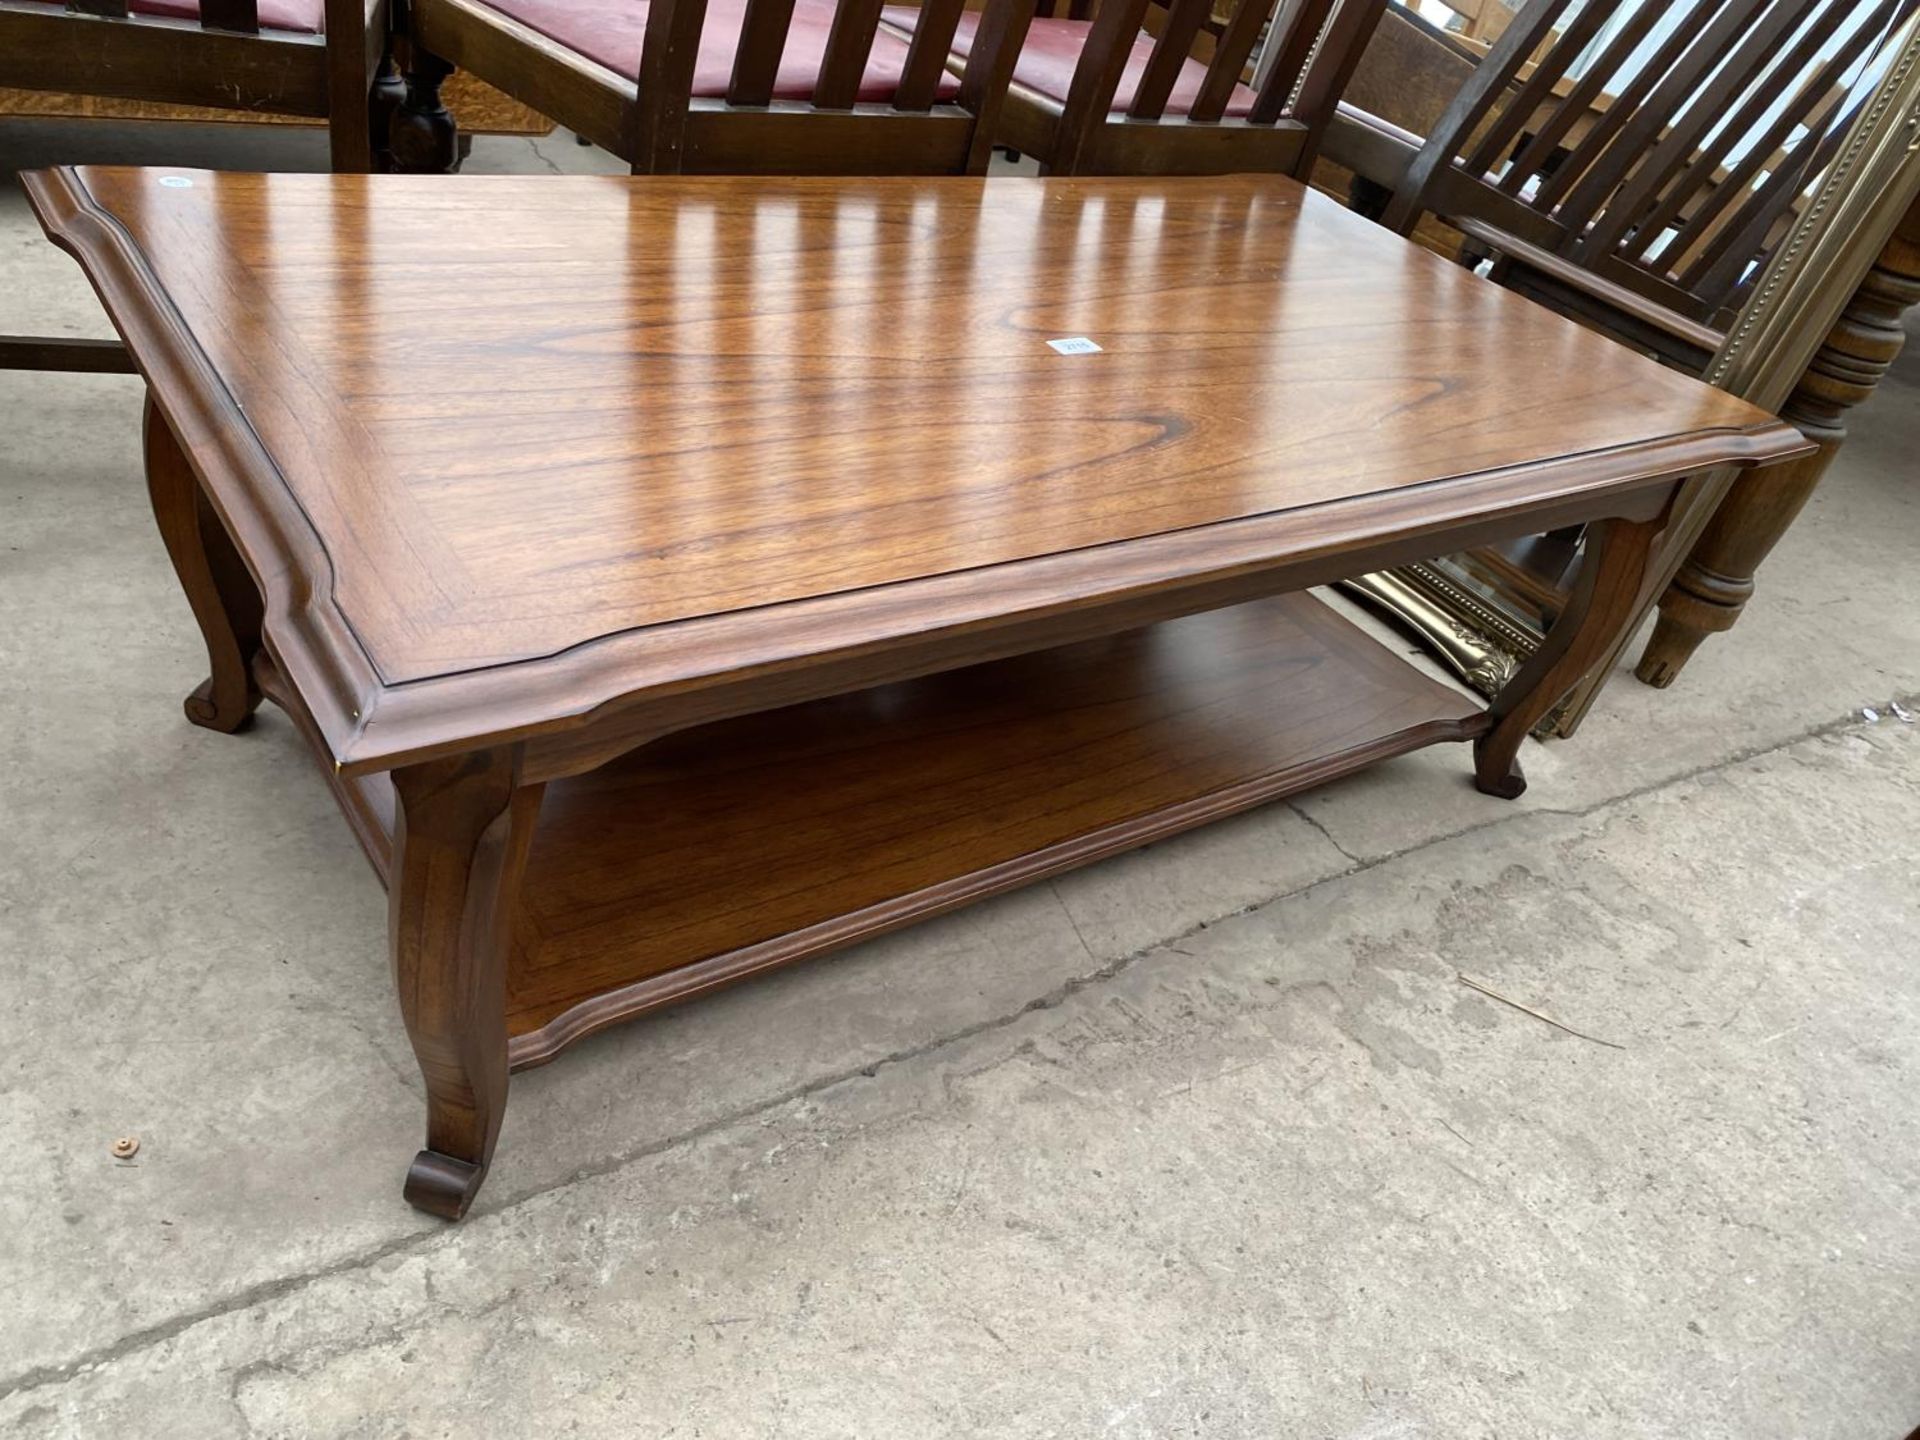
[1,120,1917,1439]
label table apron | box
[514,476,1681,785]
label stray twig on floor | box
[1457,973,1627,1050]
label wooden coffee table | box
[27,168,1805,1218]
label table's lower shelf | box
[281,592,1485,1069]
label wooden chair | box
[1328,0,1918,726]
[1373,0,1918,367]
[878,0,1389,175]
[1,0,394,374]
[393,0,1036,174]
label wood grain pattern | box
[264,591,1484,1065]
[25,168,1803,779]
[498,591,1483,1062]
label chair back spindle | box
[812,0,890,108]
[1378,0,1919,340]
[635,0,1034,173]
[725,0,801,106]
[1045,0,1384,174]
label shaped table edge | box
[22,164,1814,784]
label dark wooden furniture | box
[1330,0,1917,720]
[879,0,1387,174]
[389,0,1033,173]
[26,166,1804,1218]
[0,0,393,374]
[1637,188,1920,685]
[1376,0,1915,366]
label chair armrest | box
[1323,102,1422,187]
[1454,215,1727,358]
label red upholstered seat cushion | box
[15,0,324,31]
[482,0,961,103]
[880,6,1256,117]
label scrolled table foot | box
[404,1149,488,1220]
[184,675,258,734]
[1472,740,1527,799]
[1471,510,1666,801]
[389,750,545,1220]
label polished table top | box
[28,168,1802,773]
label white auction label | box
[1046,337,1103,355]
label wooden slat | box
[1498,0,1677,197]
[1050,0,1153,170]
[1250,0,1339,124]
[1549,0,1779,236]
[631,0,708,169]
[726,0,799,106]
[0,335,137,373]
[894,0,966,111]
[1286,0,1389,164]
[1376,0,1576,232]
[1574,0,1829,261]
[811,0,887,109]
[1530,0,1721,211]
[954,0,1035,169]
[1129,0,1212,120]
[1190,0,1270,123]
[1679,80,1868,305]
[1459,0,1615,180]
[1629,0,1904,272]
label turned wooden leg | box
[1635,193,1920,688]
[389,46,460,174]
[143,399,263,733]
[368,53,408,173]
[1474,512,1666,799]
[390,748,544,1219]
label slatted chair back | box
[629,0,1036,173]
[0,0,384,170]
[1040,0,1390,174]
[1378,0,1917,341]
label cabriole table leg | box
[389,748,546,1219]
[143,398,264,734]
[1474,510,1667,799]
